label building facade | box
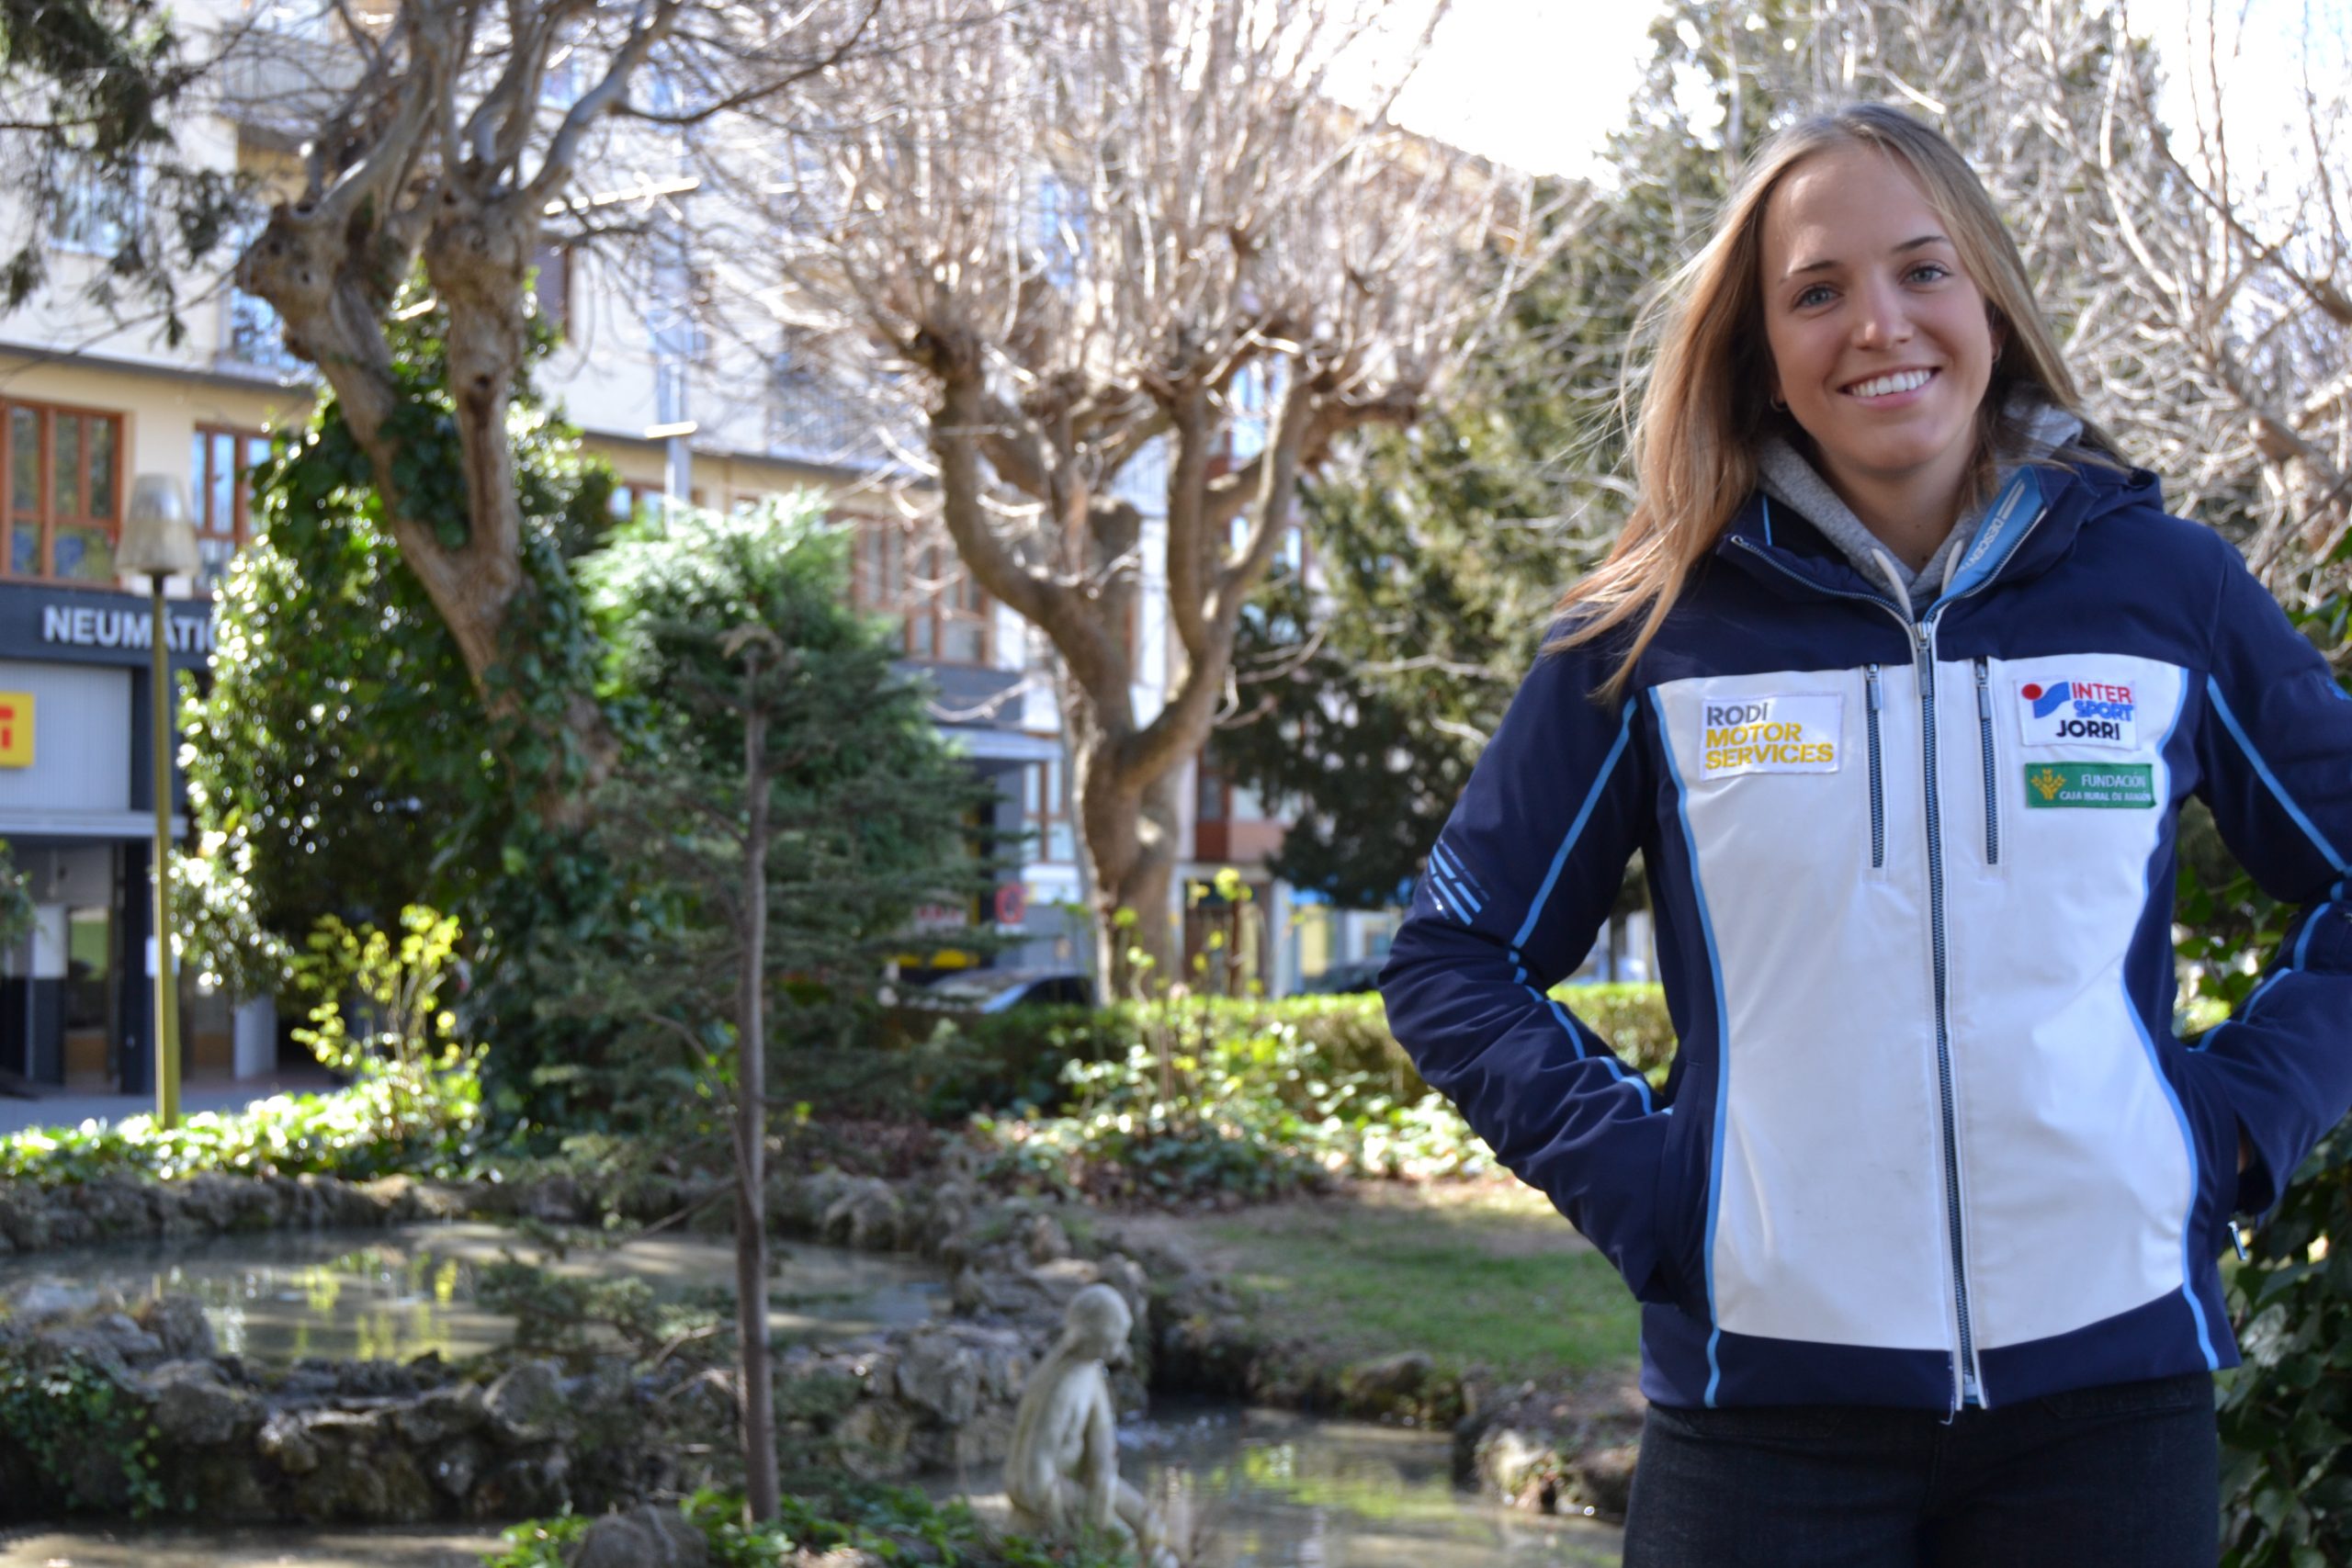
[0,4,1394,1089]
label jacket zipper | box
[1727,536,1989,1409]
[1917,613,1981,1406]
[1973,659,2000,866]
[1865,665,1886,870]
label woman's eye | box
[1794,284,1835,308]
[1906,263,1951,285]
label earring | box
[1769,392,1787,412]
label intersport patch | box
[1700,694,1842,778]
[2023,762,2157,809]
[2016,677,2138,749]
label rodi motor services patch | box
[1701,694,1842,778]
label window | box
[852,518,990,665]
[51,157,137,256]
[608,481,702,520]
[4,400,123,582]
[191,425,273,592]
[529,243,573,337]
[1024,756,1075,863]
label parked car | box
[904,968,1096,1013]
[1298,958,1384,996]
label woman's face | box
[1758,145,2000,523]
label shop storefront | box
[0,582,259,1090]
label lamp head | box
[118,475,201,581]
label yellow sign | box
[0,693,28,767]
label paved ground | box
[0,1524,508,1566]
[0,1072,340,1137]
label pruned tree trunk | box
[752,0,1534,988]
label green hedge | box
[907,984,1676,1117]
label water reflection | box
[959,1404,1623,1568]
[0,1406,1622,1568]
[0,1222,945,1367]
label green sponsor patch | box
[2022,761,2156,809]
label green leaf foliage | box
[0,1071,481,1188]
[548,499,1000,1124]
[965,986,1674,1204]
[487,1485,1131,1568]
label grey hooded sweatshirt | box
[1756,399,2085,616]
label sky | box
[1378,0,2340,187]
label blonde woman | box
[1380,105,2352,1565]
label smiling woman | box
[1377,102,2352,1568]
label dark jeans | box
[1623,1373,2219,1568]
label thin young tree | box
[735,0,1540,987]
[579,501,983,1519]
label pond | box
[0,1405,1623,1567]
[0,1222,947,1366]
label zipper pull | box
[1867,664,1883,710]
[1974,660,1992,719]
[2229,1222,2248,1261]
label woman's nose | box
[1852,279,1915,349]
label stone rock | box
[485,1360,565,1446]
[393,1382,487,1446]
[832,1400,915,1482]
[469,1448,571,1519]
[175,1447,275,1521]
[1567,1441,1638,1519]
[134,1294,216,1359]
[894,1332,980,1427]
[428,1436,486,1499]
[48,1312,164,1364]
[1473,1423,1561,1502]
[932,1403,1015,1471]
[821,1179,903,1252]
[288,1443,436,1524]
[11,1280,101,1325]
[567,1504,708,1568]
[1337,1350,1445,1420]
[144,1359,260,1446]
[1023,1213,1071,1264]
[259,1410,321,1474]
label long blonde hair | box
[1557,105,2112,699]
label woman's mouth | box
[1842,367,1938,401]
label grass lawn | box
[1138,1179,1644,1386]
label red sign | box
[991,882,1028,928]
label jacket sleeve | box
[2187,548,2352,1217]
[1377,637,1678,1302]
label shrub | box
[925,983,1675,1119]
[971,1009,1498,1204]
[486,1485,1127,1568]
[0,1069,482,1188]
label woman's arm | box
[1379,637,1679,1303]
[2188,546,2352,1216]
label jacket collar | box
[1714,459,2162,615]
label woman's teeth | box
[1845,368,1935,399]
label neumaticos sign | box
[43,604,216,654]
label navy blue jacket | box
[1380,460,2352,1411]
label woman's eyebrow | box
[1781,232,1951,279]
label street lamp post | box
[119,477,200,1130]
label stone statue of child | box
[1003,1283,1178,1567]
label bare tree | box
[231,0,876,820]
[731,0,1533,986]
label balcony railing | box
[767,364,922,472]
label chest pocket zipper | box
[1973,659,2000,867]
[1866,664,1886,870]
